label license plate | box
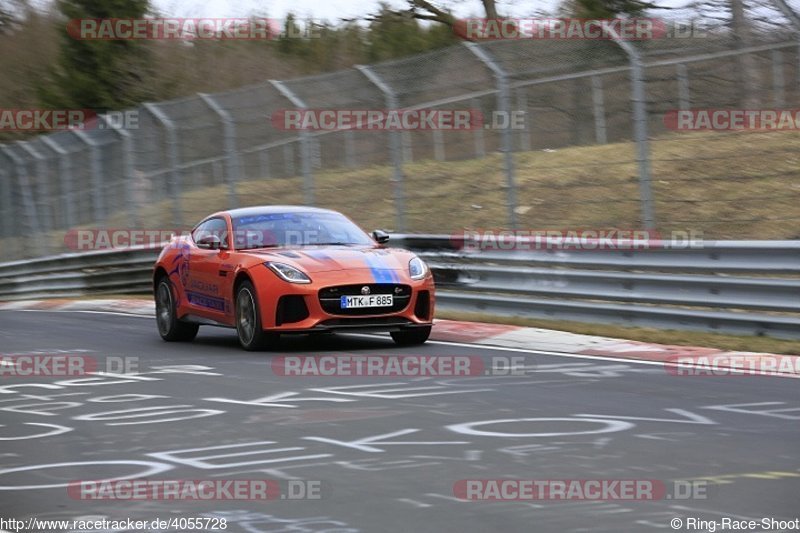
[340,294,393,309]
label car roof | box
[214,205,341,219]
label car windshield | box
[231,211,374,250]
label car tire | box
[390,326,432,346]
[155,278,199,342]
[235,280,278,351]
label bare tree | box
[0,0,27,34]
[480,0,498,19]
[730,0,760,107]
[366,0,498,30]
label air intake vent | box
[276,295,309,325]
[414,290,430,320]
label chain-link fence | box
[3,5,800,260]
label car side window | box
[192,218,229,248]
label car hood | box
[248,246,413,274]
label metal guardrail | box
[0,236,798,340]
[430,264,800,312]
[398,235,800,272]
[0,246,157,300]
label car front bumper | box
[251,268,436,332]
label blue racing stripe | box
[379,254,401,282]
[363,253,396,283]
[381,253,402,283]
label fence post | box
[212,160,223,186]
[464,42,519,230]
[432,130,446,161]
[0,148,14,240]
[355,65,407,232]
[344,130,356,167]
[607,30,656,230]
[772,49,786,107]
[471,97,486,158]
[676,64,690,111]
[283,143,295,177]
[269,80,315,206]
[591,75,608,144]
[1,145,46,256]
[259,149,272,178]
[143,103,183,227]
[17,141,53,235]
[71,130,106,224]
[311,136,322,170]
[40,137,76,229]
[100,114,138,227]
[198,93,241,209]
[515,88,532,151]
[401,132,413,163]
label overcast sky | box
[22,0,797,25]
[152,0,602,23]
[141,0,797,29]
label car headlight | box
[409,257,428,280]
[265,262,311,284]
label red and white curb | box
[0,298,156,316]
[2,298,797,376]
[432,320,800,377]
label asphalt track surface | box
[0,310,798,533]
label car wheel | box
[155,278,199,342]
[236,280,278,351]
[390,326,432,346]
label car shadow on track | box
[190,330,401,353]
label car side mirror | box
[196,234,222,250]
[372,230,390,244]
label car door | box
[186,217,233,321]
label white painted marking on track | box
[0,422,73,440]
[446,417,634,437]
[303,429,470,453]
[0,460,172,490]
[397,498,433,508]
[147,441,333,469]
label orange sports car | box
[153,206,435,350]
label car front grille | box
[319,283,411,316]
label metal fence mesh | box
[3,9,800,258]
